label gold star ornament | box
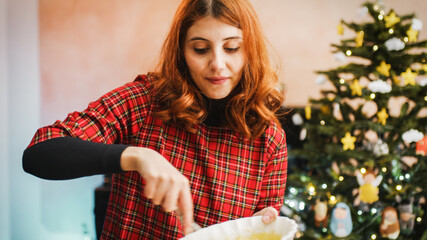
[337,23,344,35]
[305,104,312,120]
[377,107,389,125]
[376,61,391,77]
[341,132,356,151]
[355,31,364,47]
[384,11,401,28]
[401,68,417,86]
[350,79,362,96]
[407,28,419,42]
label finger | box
[178,182,194,235]
[151,176,170,205]
[162,180,181,212]
[144,174,157,199]
[261,207,278,224]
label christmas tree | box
[283,1,427,239]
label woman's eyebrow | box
[224,36,242,40]
[188,36,242,42]
[188,37,209,42]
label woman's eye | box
[225,47,240,53]
[194,48,209,54]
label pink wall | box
[40,0,427,124]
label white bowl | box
[181,216,298,240]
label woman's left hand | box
[253,207,278,224]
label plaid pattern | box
[29,75,288,239]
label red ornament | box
[416,136,427,156]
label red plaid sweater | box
[27,75,287,239]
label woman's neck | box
[202,94,228,127]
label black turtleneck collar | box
[202,94,229,127]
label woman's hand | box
[253,207,279,224]
[120,146,194,234]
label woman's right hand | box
[120,146,194,235]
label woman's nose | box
[209,50,226,71]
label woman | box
[23,0,288,239]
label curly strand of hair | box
[154,71,207,133]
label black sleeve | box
[22,136,129,180]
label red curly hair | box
[153,0,284,139]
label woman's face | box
[184,16,245,99]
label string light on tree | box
[329,195,338,205]
[308,183,316,196]
[290,187,297,195]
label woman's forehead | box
[186,16,242,41]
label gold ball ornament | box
[376,61,391,77]
[392,75,401,85]
[320,105,331,115]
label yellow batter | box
[235,232,282,240]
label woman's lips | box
[206,77,229,84]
